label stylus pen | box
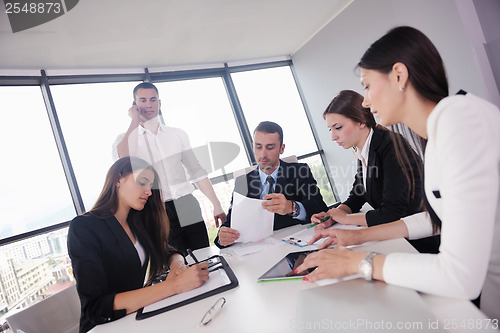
[186,248,199,264]
[307,216,330,229]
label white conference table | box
[90,224,494,333]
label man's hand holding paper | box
[261,193,293,215]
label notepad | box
[136,255,238,320]
[282,227,316,247]
[142,269,231,314]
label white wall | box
[456,0,500,107]
[292,0,490,201]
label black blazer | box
[215,160,328,247]
[343,127,423,226]
[68,212,174,333]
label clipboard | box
[136,255,238,320]
[282,227,315,247]
[282,223,364,247]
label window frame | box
[0,60,338,245]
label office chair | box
[281,155,298,163]
[6,284,80,333]
[231,155,299,179]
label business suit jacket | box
[68,212,173,333]
[216,160,328,247]
[383,93,500,319]
[343,127,423,227]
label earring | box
[399,86,405,92]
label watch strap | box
[359,251,378,281]
[288,200,300,217]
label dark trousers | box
[165,194,209,255]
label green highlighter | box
[307,216,330,229]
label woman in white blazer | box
[297,26,500,320]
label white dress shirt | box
[382,94,500,320]
[353,128,373,189]
[112,123,208,201]
[133,237,146,267]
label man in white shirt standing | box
[112,82,226,254]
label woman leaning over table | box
[314,89,424,229]
[68,157,209,333]
[312,90,440,253]
[311,90,439,253]
[297,26,500,320]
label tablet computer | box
[257,250,317,282]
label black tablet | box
[257,250,317,282]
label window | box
[0,63,338,322]
[231,66,336,206]
[231,66,317,157]
[0,86,75,320]
[50,81,141,211]
[300,155,336,206]
[0,86,75,239]
[155,78,249,233]
[155,78,249,177]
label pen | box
[186,248,199,264]
[307,216,330,229]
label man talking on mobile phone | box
[112,82,226,254]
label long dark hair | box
[358,26,449,233]
[88,157,170,284]
[324,90,422,201]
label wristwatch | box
[359,252,378,281]
[288,200,301,218]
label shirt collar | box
[258,161,280,185]
[139,118,165,134]
[359,128,374,163]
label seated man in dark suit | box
[216,121,328,247]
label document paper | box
[231,192,274,243]
[227,236,282,256]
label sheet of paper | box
[142,269,231,314]
[226,237,282,256]
[282,223,363,247]
[231,192,274,243]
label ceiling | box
[0,0,352,72]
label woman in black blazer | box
[68,157,209,333]
[313,90,423,228]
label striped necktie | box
[266,176,275,194]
